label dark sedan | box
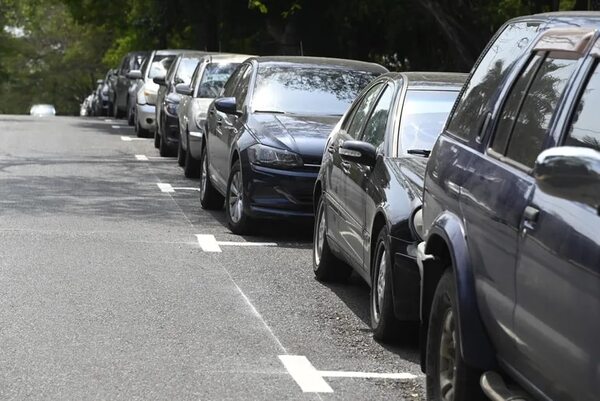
[199,56,388,234]
[313,72,466,341]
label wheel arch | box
[419,211,496,372]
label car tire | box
[225,160,253,235]
[177,139,185,167]
[159,132,175,157]
[154,128,160,148]
[426,270,485,401]
[183,132,201,178]
[313,195,351,282]
[199,145,224,210]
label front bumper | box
[163,113,180,143]
[244,162,319,219]
[189,131,204,159]
[390,236,422,321]
[137,104,156,130]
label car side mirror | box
[339,140,377,167]
[153,76,166,86]
[175,83,193,96]
[214,97,240,116]
[127,70,142,80]
[533,146,600,208]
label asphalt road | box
[0,115,425,400]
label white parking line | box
[121,136,148,141]
[196,234,222,252]
[319,371,419,380]
[135,155,149,161]
[279,355,333,393]
[157,183,175,193]
[172,186,200,192]
[218,241,277,247]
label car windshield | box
[398,90,459,154]
[175,57,200,85]
[252,65,378,116]
[148,55,175,79]
[197,62,240,98]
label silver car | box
[175,54,252,177]
[129,50,186,137]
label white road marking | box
[104,118,113,122]
[120,136,148,141]
[217,241,277,247]
[172,186,200,192]
[196,234,222,252]
[135,155,149,161]
[279,355,333,393]
[156,183,175,193]
[319,371,419,380]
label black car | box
[112,51,148,119]
[199,56,387,234]
[154,51,206,157]
[313,72,466,341]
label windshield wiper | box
[254,110,286,114]
[407,149,431,157]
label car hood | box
[247,113,340,165]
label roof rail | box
[533,27,597,55]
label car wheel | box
[371,229,414,342]
[225,160,253,235]
[177,139,185,167]
[313,195,351,282]
[159,132,175,157]
[184,132,201,178]
[154,128,160,148]
[426,270,484,401]
[199,145,224,210]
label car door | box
[327,82,384,270]
[210,64,250,191]
[461,51,579,364]
[513,55,600,401]
[116,56,130,108]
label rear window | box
[446,21,542,141]
[398,90,460,154]
[251,65,378,116]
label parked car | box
[131,50,184,138]
[154,51,207,157]
[200,56,388,234]
[176,53,252,177]
[80,94,94,116]
[111,51,148,119]
[30,104,56,117]
[417,17,600,401]
[126,55,149,125]
[313,72,466,341]
[93,70,116,117]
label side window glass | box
[345,83,383,139]
[505,55,578,168]
[222,65,245,97]
[491,54,544,154]
[234,66,253,109]
[447,21,541,140]
[361,84,394,148]
[565,61,600,151]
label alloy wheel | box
[373,250,387,323]
[201,155,208,197]
[439,307,457,401]
[314,205,326,268]
[228,171,243,223]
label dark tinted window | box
[505,56,578,168]
[252,65,378,115]
[446,21,541,140]
[197,63,240,98]
[234,66,253,109]
[345,84,383,139]
[491,54,544,154]
[149,55,175,79]
[361,85,393,147]
[175,57,200,85]
[398,89,459,154]
[565,62,600,151]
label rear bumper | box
[136,104,156,130]
[244,162,318,219]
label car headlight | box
[247,144,303,168]
[409,206,424,241]
[165,101,178,117]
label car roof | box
[154,49,197,56]
[383,71,468,90]
[203,54,255,63]
[248,56,388,74]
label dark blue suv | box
[417,13,600,401]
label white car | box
[30,104,56,117]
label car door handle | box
[341,161,351,174]
[523,205,539,230]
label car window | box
[222,65,246,97]
[175,57,200,85]
[398,89,460,154]
[344,83,383,139]
[504,55,578,168]
[446,21,542,141]
[361,84,393,148]
[149,55,175,79]
[491,54,544,154]
[197,62,240,98]
[166,58,178,82]
[234,65,253,109]
[564,61,600,151]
